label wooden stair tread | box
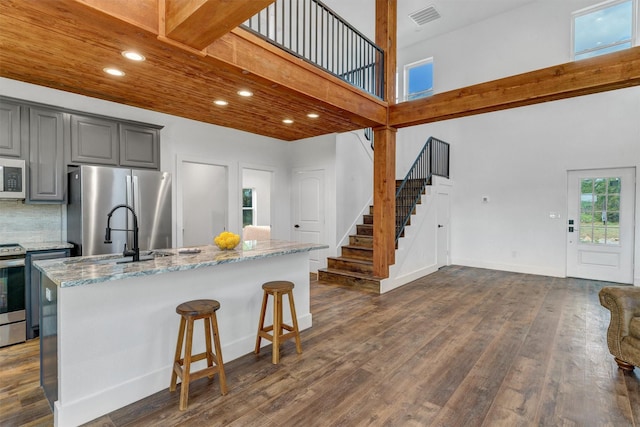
[327,256,372,265]
[342,245,373,251]
[318,268,383,281]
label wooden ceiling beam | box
[164,0,274,50]
[206,28,388,126]
[78,0,159,32]
[389,46,640,128]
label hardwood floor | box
[1,266,639,426]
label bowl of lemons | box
[214,231,241,250]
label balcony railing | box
[242,0,384,99]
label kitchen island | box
[34,240,327,427]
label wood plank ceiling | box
[1,0,639,143]
[0,0,387,141]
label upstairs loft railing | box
[242,0,385,99]
[395,137,450,242]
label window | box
[242,188,256,227]
[580,177,620,245]
[404,57,433,101]
[573,0,635,60]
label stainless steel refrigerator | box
[67,165,172,256]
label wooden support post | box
[376,0,397,106]
[373,126,396,278]
[372,0,397,278]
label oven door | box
[0,256,26,347]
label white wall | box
[397,86,640,283]
[0,77,293,244]
[335,130,374,247]
[397,0,639,97]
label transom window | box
[572,0,635,60]
[242,188,256,227]
[404,57,433,101]
[580,177,621,245]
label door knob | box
[294,224,300,228]
[438,224,444,228]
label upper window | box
[404,57,433,101]
[573,0,635,60]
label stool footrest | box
[258,328,297,342]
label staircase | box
[317,136,450,293]
[317,180,423,293]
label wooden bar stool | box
[170,299,227,410]
[254,281,302,364]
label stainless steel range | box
[0,243,26,347]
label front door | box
[566,168,635,284]
[292,168,325,272]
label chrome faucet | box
[104,204,140,262]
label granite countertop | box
[20,241,74,252]
[34,240,328,288]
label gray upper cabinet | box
[70,114,119,166]
[29,107,65,202]
[0,100,22,157]
[119,123,159,169]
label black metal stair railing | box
[395,137,450,242]
[242,0,384,99]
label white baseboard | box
[452,258,565,278]
[380,264,439,293]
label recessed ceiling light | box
[283,119,294,124]
[307,113,319,118]
[122,51,145,61]
[213,100,228,106]
[237,90,253,97]
[103,67,125,77]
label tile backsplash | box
[0,200,65,244]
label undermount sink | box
[110,251,175,264]
[72,250,175,265]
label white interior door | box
[436,190,450,268]
[181,161,228,247]
[567,168,635,284]
[292,169,325,272]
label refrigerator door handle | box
[133,175,141,216]
[126,174,134,250]
[126,175,133,208]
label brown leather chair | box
[599,286,640,371]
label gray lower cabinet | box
[40,274,58,409]
[29,108,65,202]
[119,123,160,169]
[70,114,119,166]
[26,249,69,339]
[0,100,22,157]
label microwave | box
[0,158,26,199]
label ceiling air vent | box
[409,5,441,26]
